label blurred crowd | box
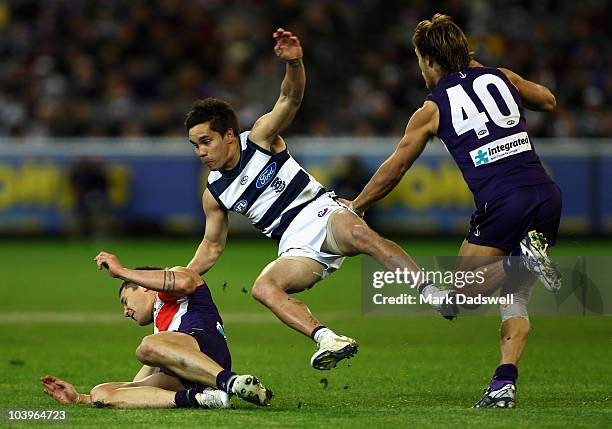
[0,0,609,139]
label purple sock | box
[216,369,237,394]
[174,386,207,408]
[490,364,518,390]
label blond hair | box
[412,13,472,74]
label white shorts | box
[277,191,349,278]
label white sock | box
[419,284,451,300]
[313,327,337,345]
[227,375,238,395]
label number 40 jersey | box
[426,66,554,208]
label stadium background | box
[1,1,610,428]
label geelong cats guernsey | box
[207,131,326,240]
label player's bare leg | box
[42,373,230,409]
[324,209,421,272]
[135,332,222,386]
[455,240,507,298]
[326,209,457,318]
[500,317,530,365]
[135,331,273,406]
[251,256,358,370]
[252,256,324,335]
[90,373,185,408]
[469,246,535,409]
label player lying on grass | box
[184,28,437,371]
[345,14,562,408]
[40,252,273,409]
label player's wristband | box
[287,57,303,66]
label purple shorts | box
[467,183,562,251]
[169,327,232,390]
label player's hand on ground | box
[94,251,124,278]
[273,28,302,61]
[41,375,79,404]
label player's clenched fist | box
[273,27,302,61]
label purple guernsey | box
[426,66,553,207]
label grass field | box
[2,237,611,428]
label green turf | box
[2,238,611,428]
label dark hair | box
[412,13,472,75]
[184,97,240,136]
[118,266,162,296]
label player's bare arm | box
[499,68,556,112]
[248,28,304,150]
[94,252,202,295]
[187,189,229,275]
[351,100,439,215]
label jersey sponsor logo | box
[270,177,286,193]
[469,131,532,167]
[233,199,248,213]
[240,175,249,185]
[318,207,329,217]
[256,162,277,188]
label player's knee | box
[251,278,278,304]
[135,335,164,365]
[349,224,377,253]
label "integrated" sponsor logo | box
[469,131,531,167]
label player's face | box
[189,122,237,171]
[120,287,154,326]
[415,48,436,89]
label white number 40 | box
[446,74,519,139]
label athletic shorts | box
[277,191,348,279]
[466,183,562,251]
[175,327,232,390]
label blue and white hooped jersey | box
[207,131,326,240]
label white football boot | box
[232,375,273,406]
[195,388,232,409]
[473,383,516,408]
[310,335,359,370]
[519,230,562,292]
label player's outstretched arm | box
[41,375,91,405]
[499,68,556,111]
[249,28,304,149]
[351,101,438,215]
[94,252,203,295]
[187,189,229,275]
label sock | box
[174,386,208,408]
[216,369,237,395]
[311,326,336,345]
[490,363,518,390]
[418,282,451,300]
